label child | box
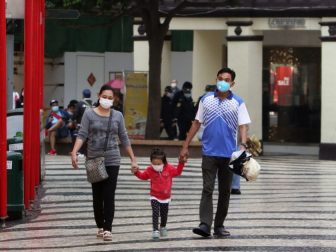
[131,148,185,240]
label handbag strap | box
[103,110,113,154]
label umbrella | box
[105,79,124,89]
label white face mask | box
[171,82,177,88]
[99,98,113,109]
[152,164,164,172]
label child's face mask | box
[152,164,164,172]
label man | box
[73,89,93,125]
[160,86,176,140]
[173,81,196,140]
[45,99,70,155]
[179,67,251,237]
[170,79,180,97]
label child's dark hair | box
[150,148,167,164]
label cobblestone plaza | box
[1,155,336,251]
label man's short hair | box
[217,67,236,81]
[182,81,193,90]
[82,89,91,98]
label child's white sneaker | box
[160,227,168,237]
[103,231,112,241]
[152,230,160,240]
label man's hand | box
[179,147,189,163]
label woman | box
[71,85,138,241]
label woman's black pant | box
[91,166,119,232]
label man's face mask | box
[216,80,230,92]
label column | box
[133,22,149,72]
[133,21,172,93]
[192,30,225,100]
[226,21,263,140]
[319,19,336,160]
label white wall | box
[170,51,193,91]
[64,52,133,106]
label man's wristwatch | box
[240,143,248,149]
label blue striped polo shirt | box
[195,91,251,158]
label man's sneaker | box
[47,149,57,155]
[192,223,211,237]
[231,189,241,195]
[96,228,104,238]
[160,227,168,237]
[152,230,160,240]
[213,226,230,238]
[103,231,112,241]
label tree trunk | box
[145,36,164,139]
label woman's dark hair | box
[96,85,114,106]
[99,84,114,95]
[150,148,167,164]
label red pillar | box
[24,0,34,208]
[0,0,8,219]
[40,0,45,110]
[30,0,37,199]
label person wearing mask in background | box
[45,99,70,155]
[173,81,195,140]
[179,67,251,238]
[170,79,180,98]
[160,86,176,140]
[71,84,138,242]
[73,89,93,156]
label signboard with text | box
[123,72,148,139]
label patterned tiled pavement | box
[1,155,336,251]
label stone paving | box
[1,155,336,251]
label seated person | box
[45,99,70,155]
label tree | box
[47,0,236,139]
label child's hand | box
[131,166,139,174]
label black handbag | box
[85,111,112,183]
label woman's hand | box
[71,152,79,169]
[131,161,138,173]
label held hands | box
[179,147,189,163]
[178,155,187,163]
[131,161,139,174]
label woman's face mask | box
[99,98,113,109]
